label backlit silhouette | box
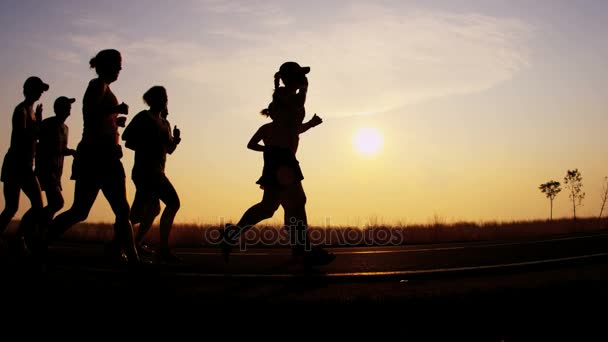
[46,49,139,264]
[564,169,585,220]
[122,86,181,263]
[222,62,335,265]
[36,96,77,223]
[0,76,49,255]
[539,180,561,221]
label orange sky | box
[1,0,608,225]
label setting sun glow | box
[1,1,607,225]
[354,127,383,155]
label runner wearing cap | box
[222,62,335,266]
[36,96,77,222]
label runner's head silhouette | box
[89,49,122,83]
[23,76,49,101]
[143,86,168,112]
[54,96,75,122]
[260,62,309,125]
[260,102,278,120]
[274,61,309,89]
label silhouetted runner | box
[122,86,181,263]
[0,76,48,255]
[46,49,139,264]
[36,96,77,224]
[223,62,335,266]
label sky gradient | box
[1,0,607,226]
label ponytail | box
[261,71,282,117]
[274,72,281,89]
[89,57,97,69]
[260,101,275,117]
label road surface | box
[1,231,607,339]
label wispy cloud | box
[46,50,82,65]
[72,17,115,30]
[64,33,211,69]
[201,0,282,16]
[196,0,293,27]
[68,33,124,54]
[60,2,534,118]
[179,3,535,117]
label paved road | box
[2,231,608,338]
[38,231,608,278]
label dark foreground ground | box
[1,232,607,340]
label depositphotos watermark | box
[203,217,406,251]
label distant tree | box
[539,180,561,221]
[598,177,608,223]
[564,169,585,220]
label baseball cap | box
[54,96,76,111]
[23,76,49,92]
[278,62,310,76]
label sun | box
[353,127,383,155]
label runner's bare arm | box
[299,114,323,134]
[167,125,181,154]
[247,126,266,152]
